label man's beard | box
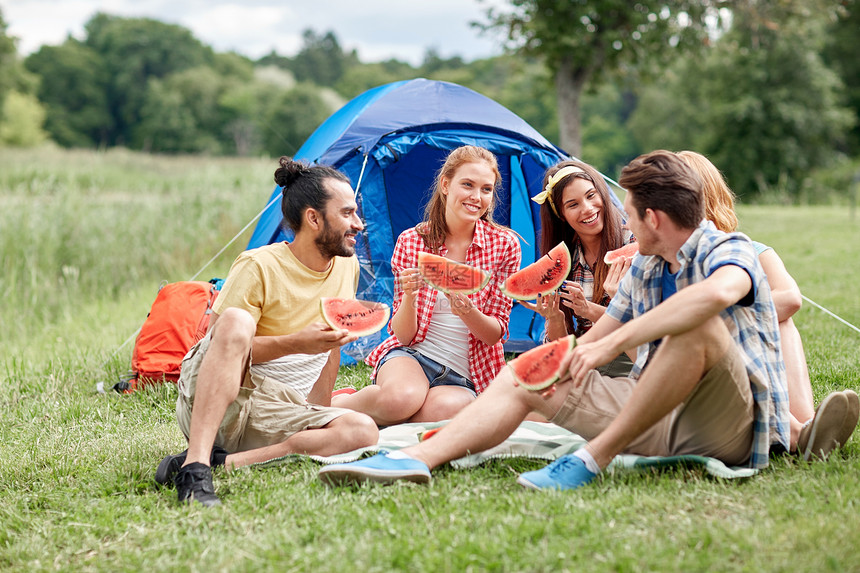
[315,218,356,258]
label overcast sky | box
[2,0,509,65]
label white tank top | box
[413,291,471,379]
[250,351,329,400]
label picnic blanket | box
[255,421,758,480]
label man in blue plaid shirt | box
[319,151,798,490]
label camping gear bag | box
[115,279,221,393]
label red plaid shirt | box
[366,219,521,393]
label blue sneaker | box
[516,454,599,491]
[319,452,431,486]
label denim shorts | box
[376,346,476,396]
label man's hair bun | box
[274,157,309,188]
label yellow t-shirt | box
[212,242,360,336]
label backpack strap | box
[112,372,137,394]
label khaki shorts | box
[550,342,754,466]
[176,333,354,453]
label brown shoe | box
[838,389,859,447]
[797,391,849,461]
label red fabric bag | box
[118,280,220,392]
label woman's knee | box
[375,363,431,419]
[413,388,475,421]
[375,384,427,419]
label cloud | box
[2,0,507,64]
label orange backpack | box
[116,280,221,393]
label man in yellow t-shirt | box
[156,158,379,507]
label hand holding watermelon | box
[603,257,632,298]
[534,291,564,322]
[319,298,391,338]
[417,252,490,295]
[446,292,475,317]
[399,268,424,297]
[566,336,623,387]
[290,321,360,354]
[508,334,576,391]
[603,242,639,265]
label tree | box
[24,41,113,147]
[629,1,853,199]
[420,48,466,74]
[336,59,416,99]
[822,0,860,154]
[290,30,360,89]
[0,91,48,147]
[480,0,721,157]
[580,83,639,178]
[0,7,49,148]
[260,83,332,157]
[469,56,561,144]
[218,81,268,156]
[134,67,226,153]
[0,8,16,108]
[83,13,214,146]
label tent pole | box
[354,152,369,196]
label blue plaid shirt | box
[605,221,790,469]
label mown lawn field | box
[1,148,858,572]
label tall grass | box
[1,148,858,572]
[0,147,272,351]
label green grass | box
[1,148,859,572]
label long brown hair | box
[417,145,504,251]
[538,160,627,333]
[677,150,738,232]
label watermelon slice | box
[419,427,443,441]
[416,252,490,294]
[320,297,390,337]
[500,242,571,300]
[604,242,639,265]
[508,334,576,391]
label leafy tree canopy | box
[83,13,215,145]
[24,40,113,147]
[480,0,723,156]
[630,0,854,198]
[0,9,16,102]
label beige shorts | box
[176,333,354,453]
[550,342,754,466]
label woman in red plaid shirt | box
[530,159,637,377]
[332,146,521,426]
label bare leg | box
[184,309,256,467]
[780,317,815,450]
[587,315,733,469]
[409,386,475,423]
[400,367,572,469]
[331,356,430,426]
[224,412,379,469]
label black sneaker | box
[175,462,221,507]
[155,446,229,486]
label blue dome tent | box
[246,78,623,363]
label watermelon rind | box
[604,242,639,265]
[320,298,391,337]
[508,334,576,391]
[500,242,572,300]
[416,252,490,295]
